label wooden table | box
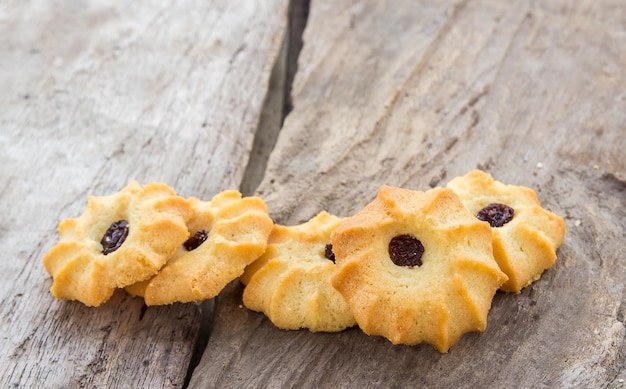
[1,0,624,387]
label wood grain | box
[0,0,287,387]
[192,0,626,387]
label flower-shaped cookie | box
[126,190,273,305]
[42,181,192,307]
[446,170,566,293]
[330,186,507,352]
[242,211,356,332]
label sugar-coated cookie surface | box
[330,186,507,352]
[242,211,356,332]
[446,170,566,293]
[126,190,273,305]
[42,181,192,307]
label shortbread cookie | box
[446,170,566,293]
[126,191,273,305]
[242,211,356,332]
[42,181,192,307]
[330,186,507,352]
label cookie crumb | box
[574,219,582,227]
[593,164,599,170]
[536,162,543,169]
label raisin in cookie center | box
[388,234,424,267]
[324,243,336,263]
[477,203,514,228]
[183,230,208,251]
[101,220,129,255]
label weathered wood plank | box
[191,0,626,387]
[0,0,288,387]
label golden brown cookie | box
[330,186,507,352]
[42,181,192,307]
[126,190,273,305]
[242,211,356,332]
[446,169,566,293]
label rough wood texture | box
[0,0,287,387]
[192,0,626,387]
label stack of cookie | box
[42,182,274,307]
[42,170,566,352]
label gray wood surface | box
[0,0,287,387]
[2,0,624,388]
[191,0,626,388]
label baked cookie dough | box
[446,169,566,293]
[126,190,273,305]
[242,212,356,332]
[42,181,192,307]
[330,186,507,352]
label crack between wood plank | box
[183,299,214,388]
[182,1,310,387]
[239,33,288,197]
[282,0,310,119]
[240,0,310,197]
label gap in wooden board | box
[184,1,311,387]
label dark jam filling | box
[101,220,129,255]
[184,230,208,251]
[388,234,424,267]
[324,243,336,263]
[477,203,515,228]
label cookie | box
[241,211,356,332]
[330,186,507,352]
[126,190,273,305]
[42,181,192,307]
[446,169,566,293]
